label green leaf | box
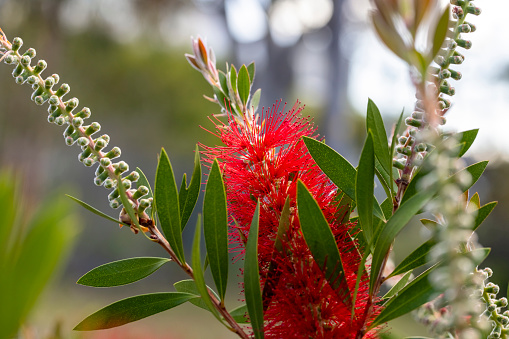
[179,145,202,230]
[357,131,375,244]
[136,167,154,219]
[191,215,222,320]
[457,129,479,158]
[155,148,184,263]
[203,159,229,302]
[213,84,228,108]
[247,62,255,84]
[370,265,438,329]
[371,10,409,63]
[383,271,412,299]
[432,4,450,59]
[388,238,436,278]
[74,292,197,331]
[77,257,170,287]
[218,70,229,94]
[303,137,385,220]
[237,65,250,106]
[472,202,497,231]
[173,279,220,311]
[229,304,249,324]
[469,192,481,209]
[117,174,148,238]
[66,195,129,227]
[297,181,351,304]
[370,187,438,294]
[390,110,404,189]
[250,88,261,112]
[229,64,238,96]
[375,158,394,200]
[367,99,391,176]
[420,218,438,231]
[245,202,264,339]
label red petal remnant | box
[202,101,380,338]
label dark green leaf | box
[389,239,436,278]
[229,64,238,96]
[375,158,393,200]
[213,85,228,109]
[244,202,264,339]
[472,202,497,231]
[357,131,375,244]
[77,257,170,287]
[229,304,249,324]
[381,197,393,220]
[303,137,385,220]
[203,159,229,302]
[66,195,129,227]
[237,65,250,106]
[457,129,479,158]
[370,187,438,294]
[74,292,196,331]
[173,279,220,311]
[192,215,222,320]
[390,110,404,191]
[432,5,450,59]
[218,70,229,94]
[117,174,147,236]
[247,62,255,84]
[297,181,351,304]
[383,271,412,299]
[155,148,184,263]
[179,145,202,230]
[367,99,391,176]
[370,265,438,329]
[136,167,154,219]
[250,88,261,112]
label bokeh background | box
[0,0,507,338]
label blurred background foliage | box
[0,0,507,338]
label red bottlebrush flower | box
[202,101,380,338]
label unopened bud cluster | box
[0,33,151,225]
[476,268,509,339]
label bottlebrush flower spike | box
[203,101,380,338]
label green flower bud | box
[495,298,508,307]
[20,55,31,66]
[83,157,96,167]
[75,107,91,119]
[138,198,151,214]
[114,161,129,175]
[416,143,427,152]
[27,75,38,85]
[55,83,70,97]
[457,24,471,33]
[48,95,59,106]
[84,122,101,136]
[65,135,79,146]
[94,138,106,151]
[449,69,462,80]
[51,73,60,84]
[34,95,49,105]
[31,85,44,101]
[23,48,36,58]
[94,170,110,186]
[440,82,455,96]
[12,64,23,77]
[78,147,92,162]
[396,146,412,156]
[412,111,423,119]
[48,107,63,122]
[15,75,24,84]
[485,267,493,278]
[448,40,457,49]
[100,157,112,167]
[77,137,89,147]
[498,315,509,325]
[486,283,500,294]
[488,303,497,312]
[109,198,122,209]
[72,117,83,127]
[108,188,120,201]
[65,98,79,112]
[55,116,65,126]
[125,171,140,182]
[466,22,476,32]
[393,158,406,170]
[44,76,54,89]
[439,97,451,108]
[450,0,466,6]
[122,178,132,189]
[4,54,16,64]
[95,165,105,176]
[455,38,472,49]
[439,69,451,79]
[406,117,423,128]
[438,116,446,125]
[133,185,149,200]
[448,56,464,64]
[104,146,121,159]
[398,136,408,144]
[11,37,23,51]
[33,60,47,75]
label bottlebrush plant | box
[0,0,504,338]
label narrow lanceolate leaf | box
[432,4,450,59]
[229,304,249,324]
[457,129,479,158]
[66,195,129,227]
[250,88,261,112]
[245,202,264,339]
[203,159,229,302]
[297,181,351,305]
[77,257,170,287]
[192,215,222,320]
[136,167,154,218]
[237,64,251,107]
[370,265,438,329]
[383,271,412,300]
[390,109,404,193]
[303,137,385,220]
[155,148,184,263]
[179,145,202,230]
[370,187,438,295]
[367,99,391,176]
[74,292,196,331]
[247,62,255,84]
[472,202,497,231]
[357,131,375,244]
[173,279,220,311]
[388,238,436,278]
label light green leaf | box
[247,62,255,84]
[432,5,450,59]
[388,238,436,278]
[420,218,438,231]
[136,167,155,219]
[229,304,249,324]
[66,195,129,227]
[237,64,250,106]
[472,202,497,231]
[383,271,412,299]
[173,279,220,311]
[74,292,196,331]
[367,99,391,177]
[357,131,375,244]
[245,202,264,339]
[203,159,229,302]
[179,145,202,230]
[250,88,261,112]
[77,257,170,287]
[297,181,351,304]
[457,129,479,158]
